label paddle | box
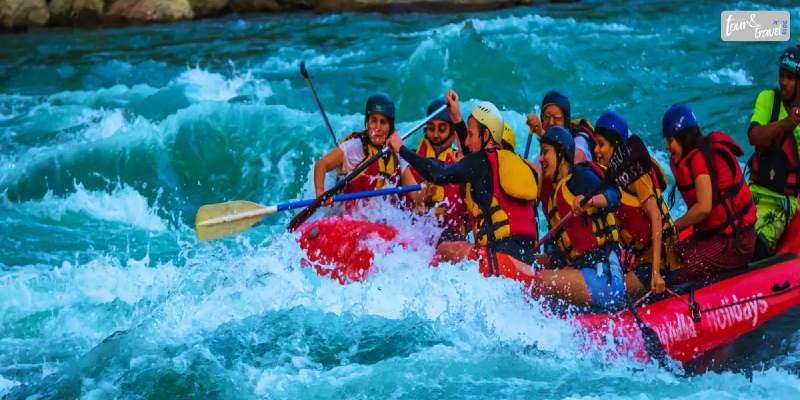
[523,131,535,159]
[300,61,338,147]
[627,298,671,369]
[287,103,448,231]
[524,105,540,159]
[534,134,652,249]
[196,184,421,241]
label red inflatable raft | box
[575,214,800,364]
[296,214,800,365]
[297,216,402,284]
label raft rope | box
[628,282,800,320]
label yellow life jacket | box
[339,131,399,194]
[546,165,619,262]
[616,158,675,252]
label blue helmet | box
[662,103,699,138]
[366,92,395,121]
[426,98,451,123]
[541,125,575,164]
[595,111,629,144]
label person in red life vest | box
[523,125,624,311]
[411,96,469,241]
[592,111,680,297]
[386,97,540,279]
[313,93,420,205]
[664,104,757,285]
[746,45,800,259]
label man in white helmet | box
[387,90,539,282]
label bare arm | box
[749,104,800,147]
[314,147,344,197]
[642,196,666,293]
[674,174,712,231]
[748,119,796,147]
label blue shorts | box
[579,250,625,311]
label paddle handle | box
[278,184,422,212]
[300,61,338,147]
[523,131,534,159]
[533,192,596,249]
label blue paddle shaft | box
[523,133,534,159]
[277,184,422,212]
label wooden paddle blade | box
[195,200,267,241]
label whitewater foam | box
[10,183,167,231]
[700,68,753,86]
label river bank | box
[1,0,543,31]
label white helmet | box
[470,101,504,144]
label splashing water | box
[2,1,800,398]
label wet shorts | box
[580,250,625,311]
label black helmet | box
[778,45,800,75]
[426,98,451,123]
[365,93,395,121]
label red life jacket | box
[671,131,756,237]
[464,149,539,246]
[614,158,675,252]
[412,138,467,235]
[339,131,401,194]
[747,88,800,195]
[546,162,619,262]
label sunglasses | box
[542,113,564,122]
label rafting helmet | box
[426,98,451,124]
[778,45,800,76]
[502,122,516,150]
[662,104,699,138]
[541,90,571,126]
[365,92,395,123]
[469,101,504,147]
[779,45,800,102]
[595,111,629,145]
[541,125,575,167]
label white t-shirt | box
[339,137,409,174]
[574,135,593,162]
